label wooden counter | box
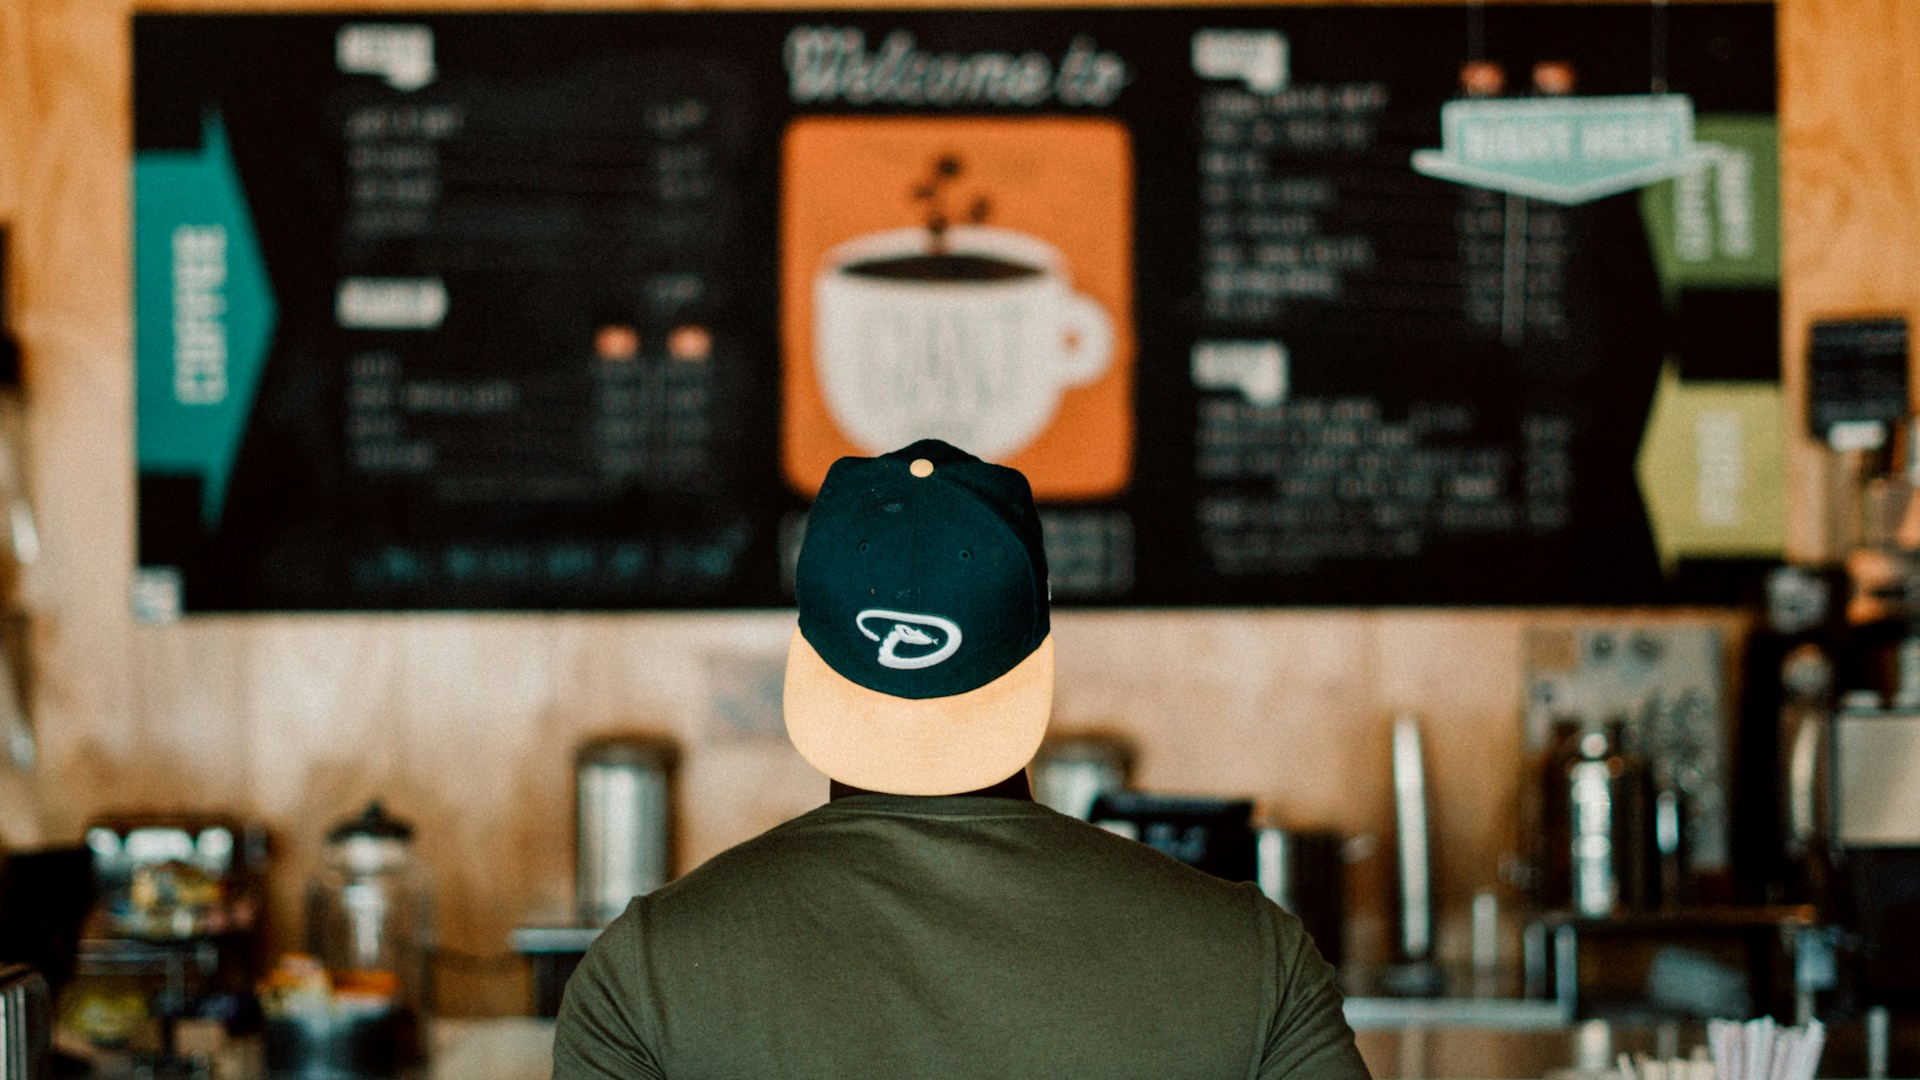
[345,1015,1920,1080]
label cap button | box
[909,458,935,478]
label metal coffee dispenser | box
[575,734,678,926]
[513,733,679,1017]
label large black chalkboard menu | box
[132,6,1778,612]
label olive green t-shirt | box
[554,793,1368,1080]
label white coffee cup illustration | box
[813,225,1114,460]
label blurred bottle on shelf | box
[1730,565,1843,905]
[1528,713,1658,917]
[0,224,38,784]
[0,224,46,878]
[1564,719,1654,917]
[0,229,35,575]
[1842,418,1920,704]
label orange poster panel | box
[781,117,1134,500]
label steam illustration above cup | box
[813,153,1115,460]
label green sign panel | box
[1640,115,1780,292]
[1635,362,1785,571]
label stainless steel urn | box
[575,735,679,926]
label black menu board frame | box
[132,5,1778,613]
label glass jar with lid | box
[302,800,434,1073]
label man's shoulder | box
[646,797,1266,923]
[614,798,1306,977]
[641,806,836,900]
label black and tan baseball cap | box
[784,439,1054,795]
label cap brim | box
[784,627,1054,796]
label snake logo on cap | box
[856,609,963,670]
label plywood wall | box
[0,0,1890,1016]
[1777,0,1920,560]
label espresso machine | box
[1821,414,1920,1009]
[1826,707,1920,1008]
[1779,394,1920,1067]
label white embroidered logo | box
[856,609,963,670]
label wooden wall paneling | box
[1056,612,1382,825]
[1372,612,1528,962]
[17,1,128,329]
[16,0,139,842]
[1779,0,1920,562]
[242,619,406,825]
[24,321,138,843]
[390,617,561,1016]
[507,619,605,927]
[0,0,25,223]
[120,621,251,809]
[242,619,405,967]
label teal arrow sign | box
[1412,94,1719,205]
[134,112,277,528]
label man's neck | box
[829,772,1033,801]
